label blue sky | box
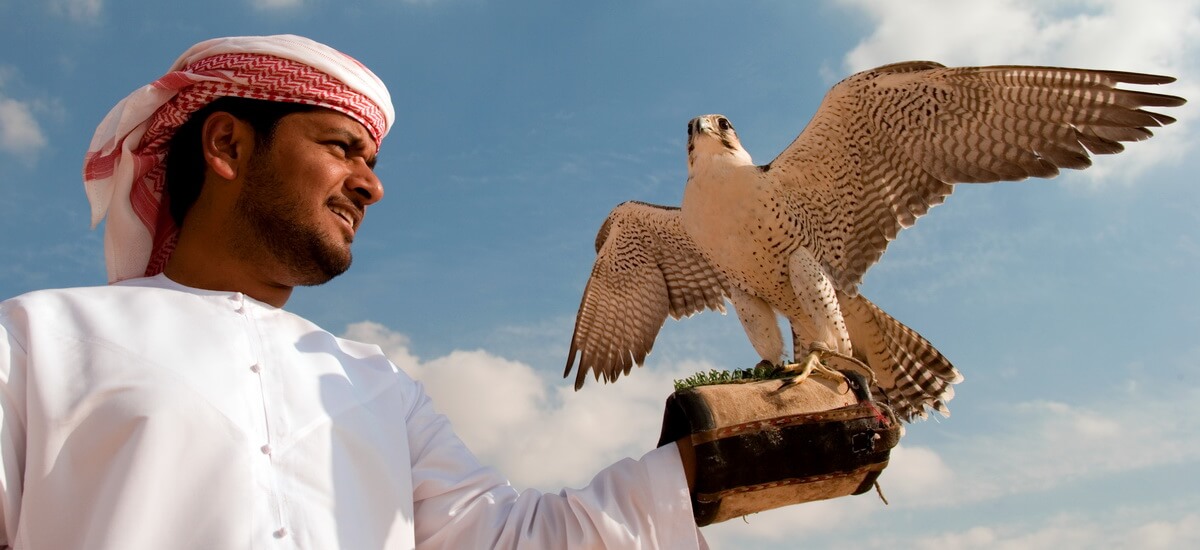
[2,0,1198,548]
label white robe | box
[0,275,701,549]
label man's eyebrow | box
[324,126,378,168]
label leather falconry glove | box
[658,369,901,526]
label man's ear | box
[201,111,256,181]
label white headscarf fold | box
[83,34,395,283]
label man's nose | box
[347,161,384,205]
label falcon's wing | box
[765,61,1185,294]
[565,201,731,390]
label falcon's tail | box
[838,292,962,422]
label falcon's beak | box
[688,116,716,140]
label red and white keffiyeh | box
[83,34,395,284]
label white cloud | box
[935,393,1200,506]
[0,97,47,157]
[838,0,1200,72]
[49,0,101,21]
[834,0,1199,185]
[909,511,1200,550]
[249,0,305,9]
[1134,513,1200,549]
[702,494,881,547]
[879,444,956,501]
[839,0,1045,69]
[0,66,52,160]
[342,321,701,489]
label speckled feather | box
[565,201,730,390]
[769,62,1184,296]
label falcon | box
[563,61,1184,420]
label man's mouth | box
[328,202,360,233]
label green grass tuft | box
[672,363,792,391]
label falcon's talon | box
[818,351,878,387]
[781,350,850,390]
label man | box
[0,35,703,549]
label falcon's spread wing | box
[565,201,731,389]
[765,61,1186,295]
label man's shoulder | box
[15,274,187,299]
[2,283,125,310]
[0,282,167,335]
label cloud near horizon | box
[905,510,1200,550]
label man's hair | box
[164,97,318,227]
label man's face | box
[232,109,383,287]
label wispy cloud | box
[249,0,305,10]
[246,0,434,10]
[834,0,1198,185]
[0,97,47,158]
[838,0,1199,72]
[907,509,1200,550]
[933,393,1200,506]
[0,67,51,161]
[48,0,102,21]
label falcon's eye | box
[687,123,693,136]
[717,118,732,131]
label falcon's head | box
[686,114,754,176]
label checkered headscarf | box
[83,34,394,283]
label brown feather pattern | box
[766,63,1185,295]
[565,202,730,389]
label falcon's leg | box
[728,286,786,366]
[781,249,855,386]
[786,248,852,356]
